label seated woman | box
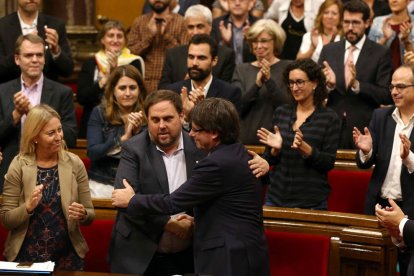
[297,0,343,62]
[257,59,340,210]
[0,104,95,270]
[87,65,147,198]
[232,19,290,145]
[77,20,144,138]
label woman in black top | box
[258,59,340,209]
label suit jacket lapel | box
[336,40,346,91]
[10,13,22,36]
[355,39,371,78]
[37,14,46,40]
[206,78,218,98]
[183,133,199,179]
[22,157,38,203]
[383,110,397,163]
[146,136,170,194]
[40,78,52,103]
[58,154,72,221]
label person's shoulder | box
[43,77,71,91]
[373,106,395,117]
[167,79,188,92]
[213,14,229,25]
[0,12,17,25]
[39,13,65,26]
[166,45,186,56]
[123,129,150,149]
[0,78,19,89]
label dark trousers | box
[144,247,194,276]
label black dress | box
[15,165,84,270]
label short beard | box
[188,67,211,82]
[149,2,169,14]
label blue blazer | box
[127,142,270,276]
[166,77,242,114]
[356,107,414,219]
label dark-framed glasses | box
[389,83,414,92]
[288,79,311,89]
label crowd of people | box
[1,0,414,275]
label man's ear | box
[15,54,20,66]
[212,56,218,68]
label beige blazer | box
[0,151,95,260]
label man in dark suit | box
[112,97,270,276]
[354,64,414,276]
[319,0,393,149]
[0,0,74,84]
[211,0,257,64]
[158,4,235,88]
[166,34,241,114]
[0,34,77,191]
[108,90,204,275]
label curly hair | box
[283,59,328,107]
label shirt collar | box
[17,11,38,31]
[191,75,213,96]
[345,34,366,51]
[21,74,43,90]
[155,131,184,156]
[392,107,414,125]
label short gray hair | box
[184,4,212,26]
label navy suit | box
[127,142,270,276]
[108,130,205,274]
[0,12,74,84]
[0,77,77,191]
[159,44,236,88]
[319,38,393,148]
[166,78,242,113]
[356,107,414,219]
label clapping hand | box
[400,133,411,160]
[256,58,271,87]
[291,128,312,157]
[322,61,336,89]
[68,202,87,221]
[353,127,372,155]
[247,150,270,178]
[44,25,60,55]
[123,111,144,140]
[25,184,43,214]
[219,20,232,45]
[257,126,282,156]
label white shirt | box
[17,11,38,35]
[155,133,191,253]
[359,108,414,200]
[191,74,213,97]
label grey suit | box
[319,38,393,148]
[0,77,77,191]
[108,130,205,274]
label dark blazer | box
[76,57,142,138]
[158,44,236,88]
[0,12,74,84]
[318,38,393,149]
[356,107,414,219]
[108,130,205,274]
[404,220,414,247]
[0,77,77,191]
[166,78,242,113]
[127,142,270,276]
[211,14,257,64]
[143,0,200,15]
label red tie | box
[345,45,356,89]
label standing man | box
[166,34,241,114]
[108,90,204,275]
[112,97,270,276]
[0,34,77,191]
[354,64,414,276]
[159,4,235,88]
[0,0,74,84]
[319,0,393,149]
[128,0,188,92]
[211,0,257,64]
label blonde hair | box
[20,104,66,157]
[246,19,286,57]
[313,0,343,36]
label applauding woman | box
[1,105,94,270]
[232,19,290,145]
[87,65,147,198]
[258,59,340,210]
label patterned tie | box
[344,45,356,89]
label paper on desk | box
[0,261,55,273]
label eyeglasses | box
[389,83,414,92]
[288,79,311,89]
[190,127,205,133]
[343,20,363,27]
[252,38,273,44]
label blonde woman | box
[1,104,95,270]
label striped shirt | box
[264,104,340,208]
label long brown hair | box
[102,64,147,125]
[313,0,343,37]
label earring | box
[34,141,38,144]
